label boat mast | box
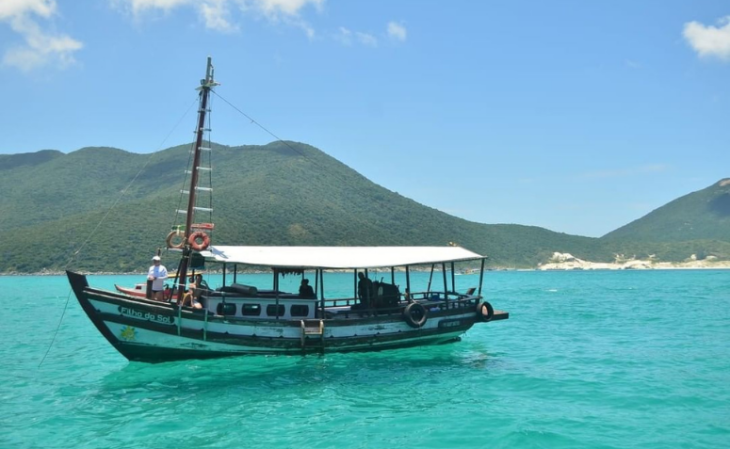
[176,57,218,301]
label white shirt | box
[148,264,168,291]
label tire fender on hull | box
[403,303,428,328]
[476,301,494,322]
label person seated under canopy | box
[180,274,209,309]
[180,287,203,309]
[299,279,315,299]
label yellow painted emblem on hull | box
[120,325,137,341]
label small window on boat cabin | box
[290,304,310,317]
[217,303,237,315]
[241,303,262,316]
[266,304,285,317]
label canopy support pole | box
[442,263,448,304]
[478,258,486,296]
[405,266,411,302]
[427,264,434,295]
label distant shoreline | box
[3,263,730,276]
[537,264,730,271]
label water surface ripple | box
[1,270,729,448]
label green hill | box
[594,178,730,262]
[0,144,727,273]
[0,149,63,171]
[602,179,730,243]
[0,143,608,272]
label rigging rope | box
[38,289,73,368]
[211,90,307,158]
[40,96,199,368]
[171,139,197,241]
[63,96,199,270]
[45,89,305,366]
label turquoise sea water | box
[1,270,729,449]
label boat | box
[66,57,508,363]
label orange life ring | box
[166,231,185,249]
[188,231,211,251]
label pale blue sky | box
[1,0,728,237]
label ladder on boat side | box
[178,143,214,218]
[300,319,325,353]
[168,126,216,252]
[173,106,215,239]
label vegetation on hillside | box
[602,179,730,243]
[0,144,727,273]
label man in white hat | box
[147,255,168,301]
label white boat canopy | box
[199,246,485,269]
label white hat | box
[152,256,161,261]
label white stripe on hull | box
[104,322,278,354]
[103,320,466,355]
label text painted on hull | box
[118,306,175,325]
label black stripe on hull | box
[114,342,254,363]
[113,333,464,363]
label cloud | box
[336,26,352,45]
[356,31,377,47]
[0,0,55,19]
[200,0,237,32]
[287,17,315,40]
[124,0,191,14]
[250,0,324,19]
[334,27,377,47]
[336,21,404,48]
[683,16,730,60]
[387,21,406,42]
[0,0,83,71]
[117,0,322,35]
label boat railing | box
[318,291,479,318]
[324,297,360,308]
[410,291,476,301]
[319,290,474,308]
[187,287,480,317]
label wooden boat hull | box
[68,271,507,363]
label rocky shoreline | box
[538,252,730,271]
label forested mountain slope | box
[602,179,730,244]
[0,144,727,272]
